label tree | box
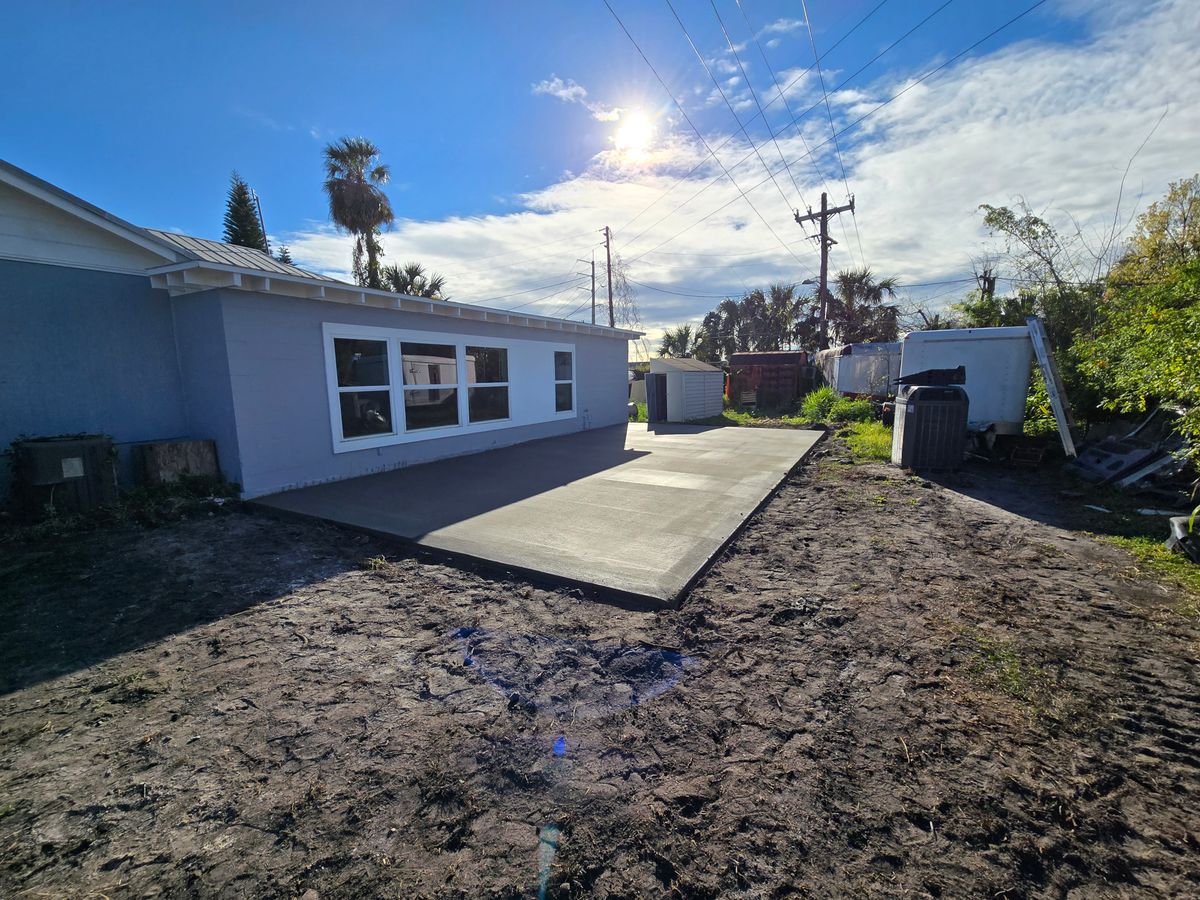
[275,245,293,265]
[1077,176,1200,457]
[659,324,699,358]
[222,172,267,252]
[827,268,899,344]
[323,137,394,289]
[382,262,448,300]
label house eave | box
[147,260,644,339]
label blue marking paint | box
[553,735,567,757]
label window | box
[554,350,574,413]
[466,346,509,422]
[401,342,459,430]
[333,338,394,438]
[324,324,577,453]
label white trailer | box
[898,326,1033,434]
[815,342,901,399]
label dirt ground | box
[2,437,1198,898]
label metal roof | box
[144,229,341,282]
[650,357,722,372]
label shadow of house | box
[0,516,364,695]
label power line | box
[602,0,815,276]
[474,274,587,305]
[626,0,1047,262]
[611,0,892,239]
[801,0,867,269]
[665,0,798,214]
[732,0,835,215]
[619,0,951,258]
[441,240,604,278]
[626,277,740,299]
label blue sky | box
[2,1,1196,350]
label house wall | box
[0,259,190,493]
[169,291,243,485]
[200,289,629,498]
[0,181,170,274]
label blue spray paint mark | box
[553,735,567,757]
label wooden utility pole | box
[976,267,997,301]
[603,225,615,328]
[795,192,854,349]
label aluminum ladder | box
[1026,315,1076,458]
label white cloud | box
[531,74,621,121]
[284,0,1200,348]
[759,17,806,37]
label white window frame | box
[465,345,512,425]
[325,330,401,451]
[322,323,575,454]
[553,349,576,416]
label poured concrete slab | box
[254,423,821,606]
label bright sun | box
[613,109,654,157]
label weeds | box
[1,475,241,542]
[962,628,1050,706]
[1101,535,1200,617]
[844,422,893,462]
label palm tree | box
[829,268,900,345]
[659,324,698,358]
[382,262,449,300]
[322,137,394,289]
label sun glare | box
[613,109,654,158]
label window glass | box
[339,391,393,438]
[335,338,389,387]
[404,388,459,430]
[555,382,573,413]
[466,346,508,384]
[401,343,458,386]
[554,350,573,382]
[469,386,509,422]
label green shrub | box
[800,387,837,421]
[829,397,874,422]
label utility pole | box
[976,267,997,301]
[591,253,597,325]
[795,192,854,349]
[603,225,615,328]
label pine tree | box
[275,245,293,264]
[222,172,267,252]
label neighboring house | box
[0,160,639,499]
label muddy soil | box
[1,440,1198,898]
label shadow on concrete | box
[254,424,650,541]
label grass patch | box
[629,400,648,423]
[1101,534,1200,616]
[693,407,815,428]
[844,421,892,462]
[963,628,1050,706]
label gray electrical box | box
[11,436,118,517]
[891,385,970,471]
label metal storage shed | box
[649,357,725,422]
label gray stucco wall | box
[194,289,630,498]
[0,259,189,492]
[169,291,243,487]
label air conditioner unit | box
[891,385,970,471]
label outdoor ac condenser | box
[891,385,970,471]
